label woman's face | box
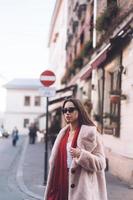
[63,101,79,124]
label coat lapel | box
[49,125,69,166]
[77,125,97,152]
[71,125,97,169]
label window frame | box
[34,96,41,106]
[23,118,29,128]
[24,96,31,106]
[107,0,117,7]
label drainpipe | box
[101,68,105,134]
[91,0,97,121]
[118,49,123,137]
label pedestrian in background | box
[28,122,38,144]
[44,98,108,200]
[0,124,4,137]
[12,126,19,146]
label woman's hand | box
[70,147,81,158]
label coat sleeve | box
[75,134,106,172]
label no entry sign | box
[40,70,56,87]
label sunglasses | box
[62,107,77,114]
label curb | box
[16,136,44,200]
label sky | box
[0,0,56,81]
[0,0,56,111]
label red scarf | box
[47,126,80,200]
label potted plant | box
[110,90,121,104]
[73,56,83,69]
[81,40,92,58]
[96,2,119,31]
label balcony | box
[110,90,127,104]
[96,2,119,31]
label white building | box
[48,0,68,89]
[0,75,7,126]
[4,78,46,133]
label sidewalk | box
[16,136,45,200]
[106,172,133,200]
[17,136,133,200]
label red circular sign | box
[40,70,56,87]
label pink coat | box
[44,125,108,200]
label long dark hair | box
[62,98,95,126]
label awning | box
[56,84,76,93]
[91,50,107,69]
[49,95,72,105]
[48,84,77,111]
[48,95,73,112]
[69,16,133,83]
[80,44,111,80]
[80,66,92,80]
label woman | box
[44,98,108,200]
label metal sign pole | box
[44,96,49,185]
[40,69,56,186]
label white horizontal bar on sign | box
[40,75,56,81]
[38,87,56,97]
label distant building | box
[39,0,70,136]
[0,74,7,125]
[4,78,45,133]
[48,0,68,89]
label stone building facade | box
[49,0,133,183]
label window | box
[109,71,121,137]
[24,96,30,106]
[89,2,94,40]
[103,69,121,137]
[80,31,84,46]
[97,69,104,117]
[79,31,85,52]
[74,44,77,57]
[34,96,41,106]
[35,120,39,129]
[107,0,117,6]
[69,53,72,63]
[23,118,29,128]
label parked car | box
[0,127,9,138]
[0,127,4,138]
[0,131,2,138]
[2,131,9,138]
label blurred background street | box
[0,0,133,199]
